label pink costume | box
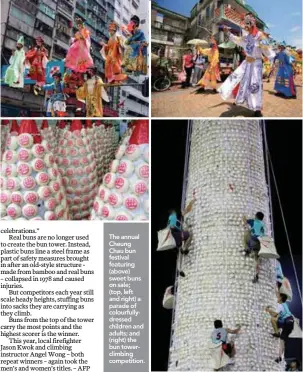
[65,26,94,73]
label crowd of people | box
[4,15,148,117]
[178,13,301,117]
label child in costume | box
[4,36,25,88]
[25,36,49,87]
[122,15,148,75]
[65,17,94,73]
[196,36,221,92]
[76,66,109,117]
[218,13,276,117]
[100,22,127,83]
[37,72,67,117]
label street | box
[152,78,302,118]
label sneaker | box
[252,274,259,283]
[271,333,280,338]
[227,359,235,365]
[274,357,282,363]
[254,110,263,117]
[181,248,189,255]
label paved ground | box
[152,78,302,118]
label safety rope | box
[263,128,302,303]
[167,120,193,369]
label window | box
[10,6,35,26]
[35,20,53,37]
[217,0,223,7]
[167,32,174,42]
[132,0,138,9]
[206,6,210,19]
[198,14,202,26]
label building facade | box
[1,0,148,117]
[151,2,189,63]
[189,0,266,44]
[168,120,281,371]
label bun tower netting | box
[168,120,282,371]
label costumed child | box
[25,36,49,92]
[65,17,94,73]
[196,36,221,92]
[100,22,127,83]
[35,72,67,117]
[122,15,148,75]
[4,36,25,88]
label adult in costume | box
[38,72,67,117]
[218,14,275,117]
[122,15,148,75]
[274,42,296,98]
[24,36,49,86]
[4,36,25,88]
[196,36,221,92]
[76,67,109,117]
[100,22,127,83]
[65,17,94,73]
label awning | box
[218,41,236,49]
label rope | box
[263,127,302,303]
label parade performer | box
[274,42,297,98]
[65,17,94,73]
[100,22,127,83]
[36,72,67,117]
[122,15,148,75]
[218,14,275,117]
[262,56,272,83]
[76,66,109,117]
[196,36,221,92]
[4,36,25,88]
[24,36,49,87]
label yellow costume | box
[262,56,271,78]
[76,77,109,117]
[196,45,220,88]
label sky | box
[155,0,303,47]
[151,120,302,371]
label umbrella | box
[218,41,236,49]
[187,39,208,46]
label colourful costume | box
[123,16,148,74]
[65,19,94,73]
[218,15,275,113]
[262,56,271,79]
[25,36,49,85]
[42,74,67,117]
[274,48,296,97]
[101,22,127,83]
[197,42,220,89]
[76,76,109,117]
[4,36,25,88]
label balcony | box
[216,4,243,27]
[56,30,70,45]
[57,1,73,19]
[12,0,38,15]
[39,3,56,19]
[75,7,87,19]
[153,21,185,34]
[40,0,57,11]
[8,15,34,37]
[36,11,55,27]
